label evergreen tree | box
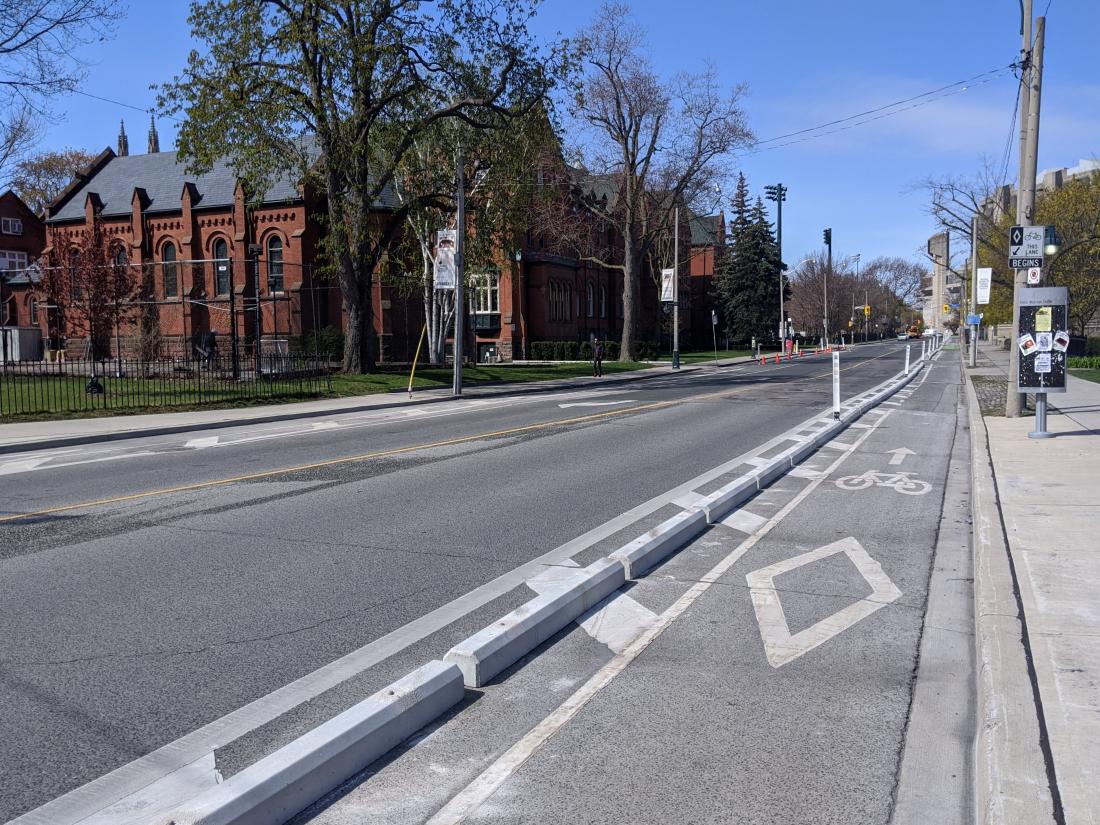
[715,177,782,344]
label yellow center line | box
[0,347,899,524]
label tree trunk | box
[620,241,639,361]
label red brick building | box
[0,190,47,360]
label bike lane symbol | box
[833,470,931,496]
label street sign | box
[1009,225,1044,269]
[966,313,981,325]
[433,229,457,289]
[660,268,675,302]
[977,267,992,304]
[711,309,718,326]
[1027,266,1041,285]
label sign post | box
[711,309,719,367]
[1016,285,1068,439]
[832,350,841,420]
[1008,225,1045,270]
[904,345,910,376]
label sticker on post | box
[1017,333,1036,356]
[1035,332,1053,352]
[1035,352,1052,374]
[1052,330,1070,353]
[1035,306,1052,332]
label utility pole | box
[765,184,787,349]
[969,214,979,368]
[453,145,466,397]
[672,205,680,369]
[1007,0,1036,417]
[823,227,832,345]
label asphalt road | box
[1,342,916,823]
[297,354,973,825]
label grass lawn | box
[1070,368,1100,384]
[654,349,751,364]
[1,360,651,422]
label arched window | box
[113,246,127,268]
[69,248,82,300]
[213,238,230,295]
[586,283,594,318]
[550,282,559,322]
[599,285,607,319]
[566,284,573,321]
[266,235,284,292]
[162,242,178,298]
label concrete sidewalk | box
[969,341,1100,824]
[0,356,757,454]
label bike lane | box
[407,358,968,825]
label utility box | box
[1016,286,1068,393]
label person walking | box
[592,337,604,377]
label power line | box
[742,64,1016,156]
[64,87,184,123]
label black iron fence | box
[1,355,331,418]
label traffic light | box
[863,304,871,317]
[823,228,832,245]
[943,304,950,314]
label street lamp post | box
[764,184,787,348]
[823,228,832,345]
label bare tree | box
[558,2,752,360]
[9,146,97,213]
[0,0,121,181]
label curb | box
[0,364,708,456]
[158,660,463,825]
[963,363,1056,824]
[443,559,625,688]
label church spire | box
[117,119,129,156]
[147,113,160,154]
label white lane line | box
[671,491,709,510]
[0,457,54,476]
[557,400,635,409]
[427,409,894,825]
[184,437,219,450]
[824,440,856,451]
[787,466,824,480]
[577,593,658,654]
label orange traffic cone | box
[760,355,766,366]
[774,353,781,364]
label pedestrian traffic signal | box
[823,228,832,245]
[863,304,871,316]
[943,304,950,314]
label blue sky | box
[38,0,1100,268]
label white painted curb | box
[701,473,759,524]
[444,558,625,688]
[159,661,463,825]
[610,508,708,577]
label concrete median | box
[610,508,708,578]
[444,558,625,688]
[159,660,464,825]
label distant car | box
[922,328,936,337]
[896,333,907,341]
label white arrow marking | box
[557,400,635,409]
[185,437,220,450]
[886,447,916,466]
[0,457,53,476]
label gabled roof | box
[46,137,397,224]
[690,213,722,246]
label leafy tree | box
[1036,172,1100,335]
[715,176,780,344]
[9,147,97,213]
[159,0,564,374]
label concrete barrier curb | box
[444,559,625,688]
[610,508,708,577]
[701,474,760,524]
[963,366,1055,825]
[159,660,464,825]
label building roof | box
[47,139,396,224]
[690,213,721,246]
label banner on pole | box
[660,268,675,302]
[976,267,992,305]
[434,229,457,290]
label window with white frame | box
[472,272,499,314]
[0,250,28,270]
[266,235,284,292]
[1,217,23,235]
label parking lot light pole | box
[765,184,787,348]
